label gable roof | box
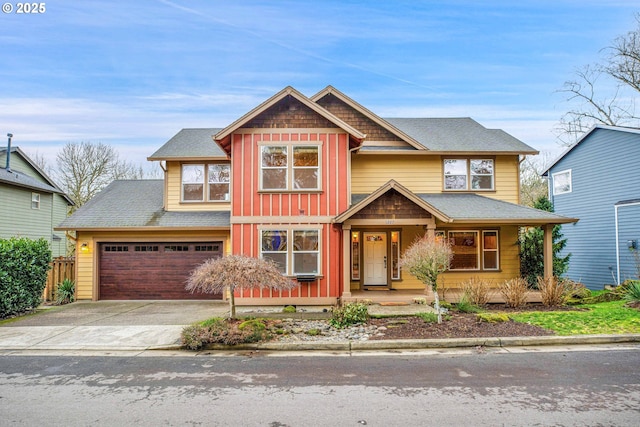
[337,180,576,225]
[0,146,74,205]
[542,124,640,176]
[311,85,426,150]
[383,118,538,154]
[213,86,366,153]
[56,180,229,230]
[148,128,226,161]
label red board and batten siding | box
[230,131,349,302]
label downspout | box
[615,200,640,285]
[5,133,13,172]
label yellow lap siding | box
[351,154,520,204]
[166,161,232,212]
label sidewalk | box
[1,301,639,353]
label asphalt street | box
[1,348,639,426]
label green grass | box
[510,300,640,335]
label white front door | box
[364,232,387,286]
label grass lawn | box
[510,300,640,336]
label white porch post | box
[341,224,352,299]
[543,224,553,280]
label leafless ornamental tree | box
[186,255,297,318]
[400,235,453,324]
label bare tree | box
[557,15,640,145]
[56,142,143,210]
[400,234,453,323]
[520,153,552,207]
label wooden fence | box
[43,257,75,302]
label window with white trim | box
[442,229,500,271]
[182,163,230,202]
[260,144,320,191]
[444,159,494,191]
[261,228,320,275]
[31,192,40,210]
[552,169,571,195]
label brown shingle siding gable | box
[351,189,432,220]
[243,95,339,129]
[315,93,403,141]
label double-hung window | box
[31,192,40,209]
[444,159,494,191]
[443,229,499,271]
[182,163,230,202]
[261,145,320,191]
[261,228,320,276]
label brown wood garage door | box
[99,242,223,300]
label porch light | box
[351,232,359,243]
[80,242,89,253]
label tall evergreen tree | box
[519,196,571,287]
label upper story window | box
[31,192,40,209]
[552,169,571,195]
[260,145,320,191]
[182,163,230,202]
[444,159,494,191]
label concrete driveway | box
[0,301,230,352]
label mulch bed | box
[366,304,585,340]
[367,312,555,340]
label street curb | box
[193,333,640,352]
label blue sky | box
[1,1,638,169]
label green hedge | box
[0,237,52,318]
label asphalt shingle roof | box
[351,192,573,223]
[0,167,61,193]
[57,180,230,229]
[148,128,226,160]
[382,117,537,153]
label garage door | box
[99,242,223,300]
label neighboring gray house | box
[542,125,640,289]
[0,145,73,257]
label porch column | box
[543,224,553,280]
[341,224,352,299]
[424,218,436,238]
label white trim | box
[615,200,640,285]
[258,225,323,276]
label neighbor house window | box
[182,163,230,202]
[261,228,321,276]
[444,159,494,191]
[552,169,572,195]
[31,193,40,209]
[444,230,500,271]
[261,144,320,191]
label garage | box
[99,242,223,300]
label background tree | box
[519,196,571,287]
[400,234,453,323]
[557,15,640,144]
[519,154,551,207]
[55,142,144,210]
[185,255,296,319]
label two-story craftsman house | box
[58,86,576,303]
